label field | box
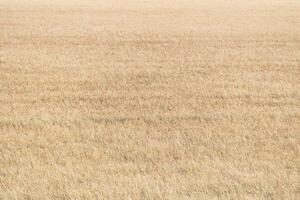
[0,0,299,199]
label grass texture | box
[0,0,299,199]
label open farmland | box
[0,0,299,199]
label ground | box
[0,0,299,199]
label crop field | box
[0,0,299,199]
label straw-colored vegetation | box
[0,0,299,199]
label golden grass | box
[0,0,299,199]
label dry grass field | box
[0,0,300,199]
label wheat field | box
[0,0,299,199]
